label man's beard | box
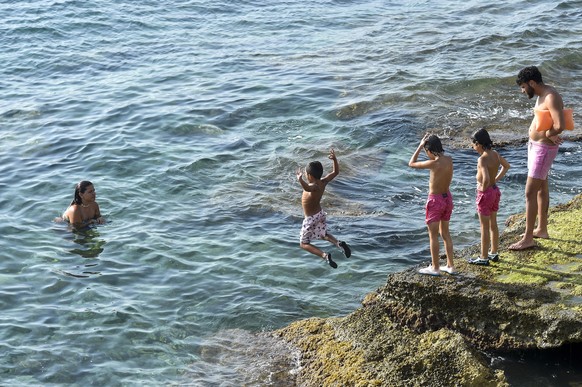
[526,85,535,99]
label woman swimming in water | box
[61,181,105,226]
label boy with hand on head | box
[408,134,455,276]
[297,148,351,269]
[469,129,510,266]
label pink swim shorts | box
[528,140,559,180]
[476,185,501,216]
[300,209,327,244]
[425,192,453,225]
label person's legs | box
[522,140,557,242]
[325,233,352,257]
[478,214,490,259]
[300,242,337,268]
[439,220,454,268]
[300,242,325,258]
[324,233,338,246]
[427,222,441,270]
[300,211,331,261]
[509,177,543,250]
[534,179,550,238]
[489,211,499,254]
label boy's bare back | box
[297,149,339,217]
[477,150,500,190]
[409,134,453,195]
[428,154,453,195]
[301,180,326,216]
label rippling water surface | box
[1,0,582,385]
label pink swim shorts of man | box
[528,140,559,180]
[425,191,453,224]
[299,209,327,244]
[476,185,501,216]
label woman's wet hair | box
[516,66,543,85]
[423,135,444,155]
[306,161,323,179]
[70,180,93,206]
[472,128,493,149]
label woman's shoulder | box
[64,203,80,212]
[63,203,79,217]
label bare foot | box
[520,232,550,239]
[508,238,536,251]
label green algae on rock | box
[275,310,505,387]
[374,193,582,351]
[497,193,582,300]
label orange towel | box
[534,108,574,131]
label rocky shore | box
[440,130,582,150]
[272,193,582,386]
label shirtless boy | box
[408,134,455,276]
[510,66,566,250]
[297,148,351,268]
[468,129,510,265]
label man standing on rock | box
[509,66,567,250]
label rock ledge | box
[274,193,582,386]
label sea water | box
[1,1,581,385]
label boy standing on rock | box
[468,129,510,266]
[297,148,351,269]
[408,134,455,276]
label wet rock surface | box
[440,131,582,150]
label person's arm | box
[546,92,565,138]
[408,134,434,169]
[321,148,339,183]
[495,154,510,184]
[297,168,316,192]
[95,203,105,224]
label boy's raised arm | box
[408,134,433,169]
[322,148,339,183]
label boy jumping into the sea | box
[408,134,455,276]
[297,148,351,268]
[468,129,510,265]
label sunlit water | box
[1,0,581,385]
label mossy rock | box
[275,307,506,386]
[273,194,582,385]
